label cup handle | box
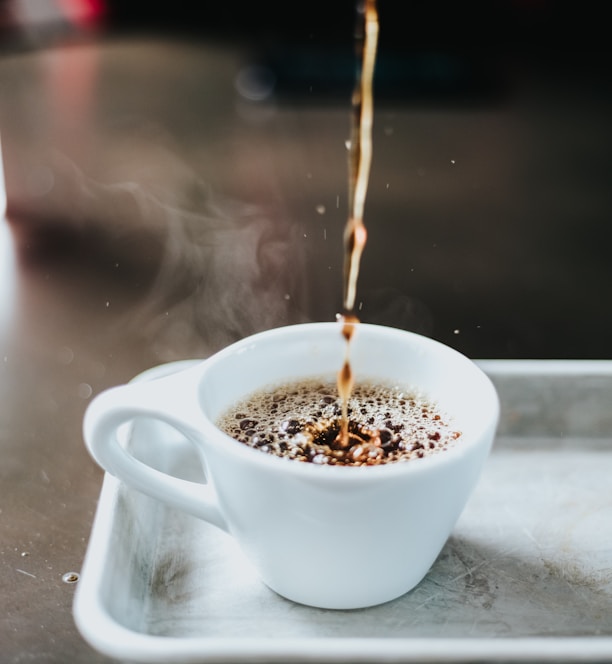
[83,368,229,532]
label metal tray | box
[73,360,612,663]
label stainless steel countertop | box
[2,24,612,663]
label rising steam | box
[15,144,308,360]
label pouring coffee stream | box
[336,0,379,450]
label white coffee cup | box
[83,322,499,609]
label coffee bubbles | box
[217,378,461,467]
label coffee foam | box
[217,378,461,466]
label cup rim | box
[195,321,500,479]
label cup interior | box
[198,323,498,445]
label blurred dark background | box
[1,0,612,360]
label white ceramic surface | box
[83,322,499,609]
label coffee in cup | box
[217,377,461,466]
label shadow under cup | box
[85,322,500,609]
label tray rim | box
[73,359,612,663]
[477,358,612,375]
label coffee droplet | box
[62,572,80,584]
